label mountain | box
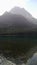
[10,7,37,24]
[0,11,36,34]
[0,8,37,55]
[10,7,32,18]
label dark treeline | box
[0,31,37,35]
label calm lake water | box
[0,35,37,65]
[0,35,37,40]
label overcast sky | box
[0,0,37,18]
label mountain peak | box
[10,7,33,20]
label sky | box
[0,0,37,18]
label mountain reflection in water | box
[26,53,37,65]
[0,35,37,65]
[0,54,25,65]
[0,53,37,65]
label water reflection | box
[0,54,25,65]
[26,53,37,65]
[1,52,37,65]
[0,55,16,65]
